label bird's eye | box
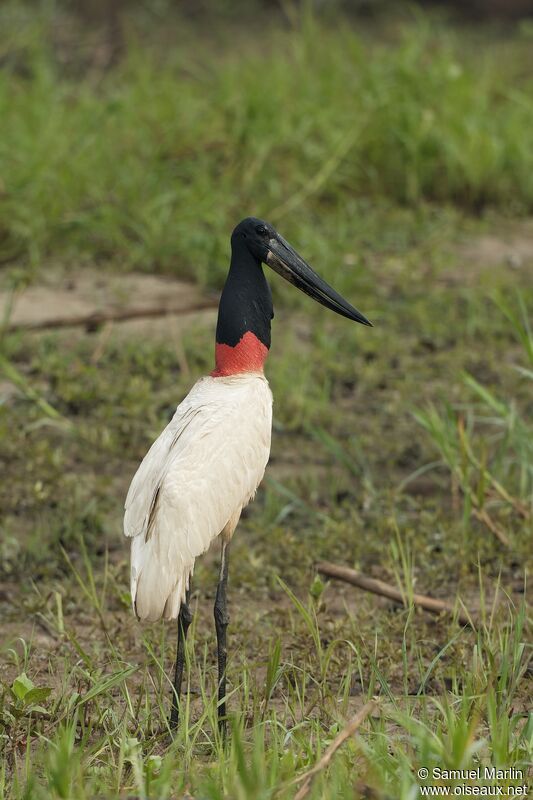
[256,225,268,237]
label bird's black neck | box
[211,245,273,377]
[215,245,273,349]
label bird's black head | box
[230,216,372,327]
[231,216,274,263]
[213,216,372,376]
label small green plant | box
[0,672,52,732]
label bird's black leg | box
[169,589,192,730]
[214,540,230,736]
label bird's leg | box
[169,589,192,730]
[214,539,230,735]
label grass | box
[413,296,533,548]
[0,5,532,279]
[0,3,532,799]
[0,576,530,798]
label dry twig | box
[317,562,473,627]
[292,699,378,800]
[5,300,218,334]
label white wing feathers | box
[124,374,272,622]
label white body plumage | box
[124,373,272,622]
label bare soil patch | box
[1,269,218,339]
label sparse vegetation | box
[0,3,531,799]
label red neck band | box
[211,331,269,377]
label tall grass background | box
[0,6,532,282]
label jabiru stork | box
[124,217,371,731]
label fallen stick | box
[316,562,473,627]
[292,699,377,800]
[4,300,219,334]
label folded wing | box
[124,374,272,621]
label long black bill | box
[265,234,372,326]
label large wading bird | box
[124,217,371,731]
